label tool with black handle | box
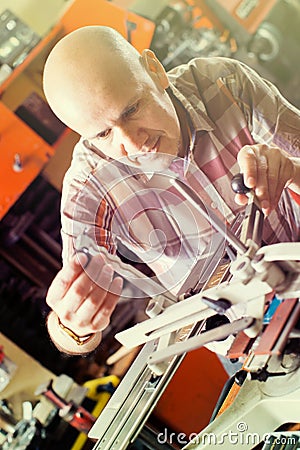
[231,172,264,247]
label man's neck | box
[166,87,190,158]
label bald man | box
[44,26,300,355]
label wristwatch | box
[57,318,95,346]
[47,311,102,355]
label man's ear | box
[141,49,169,90]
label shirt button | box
[211,202,217,209]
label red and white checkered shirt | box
[61,57,300,293]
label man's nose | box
[114,125,148,155]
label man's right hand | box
[235,144,299,215]
[46,252,123,353]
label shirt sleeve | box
[223,58,300,157]
[60,140,116,266]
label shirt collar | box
[168,80,214,133]
[167,82,213,176]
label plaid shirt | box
[61,57,300,293]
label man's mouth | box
[149,137,160,152]
[125,138,162,166]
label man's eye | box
[124,103,139,118]
[97,129,111,139]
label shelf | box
[0,22,63,96]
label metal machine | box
[71,173,300,449]
[150,0,236,71]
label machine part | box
[90,314,212,448]
[91,246,298,450]
[1,400,46,450]
[160,27,233,70]
[281,339,300,372]
[230,172,264,247]
[90,169,300,449]
[250,368,286,382]
[171,178,247,255]
[0,63,12,85]
[147,317,254,374]
[242,301,300,372]
[0,10,40,68]
[205,313,230,331]
[182,364,300,450]
[90,252,232,447]
[0,406,17,434]
[234,369,248,387]
[254,243,300,298]
[254,299,299,356]
[263,296,282,324]
[209,0,277,34]
[129,0,170,22]
[71,376,119,450]
[228,299,300,363]
[209,375,236,422]
[75,232,177,302]
[230,173,251,194]
[176,232,230,297]
[151,1,234,71]
[227,330,254,359]
[0,347,17,392]
[89,340,185,449]
[35,379,95,435]
[2,418,42,450]
[146,295,171,318]
[201,297,232,314]
[12,153,23,172]
[247,22,281,61]
[117,174,299,353]
[116,276,272,349]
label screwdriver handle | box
[231,173,251,195]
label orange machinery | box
[213,0,277,34]
[153,347,228,436]
[195,0,277,34]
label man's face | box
[78,60,182,165]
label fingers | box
[234,193,249,206]
[255,152,270,212]
[237,145,270,213]
[46,252,91,309]
[46,252,123,336]
[70,267,122,328]
[237,144,295,214]
[70,274,123,334]
[73,265,115,317]
[91,277,123,330]
[237,146,257,189]
[54,260,111,322]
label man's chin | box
[121,152,176,173]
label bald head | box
[43,26,144,134]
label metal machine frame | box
[84,175,300,450]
